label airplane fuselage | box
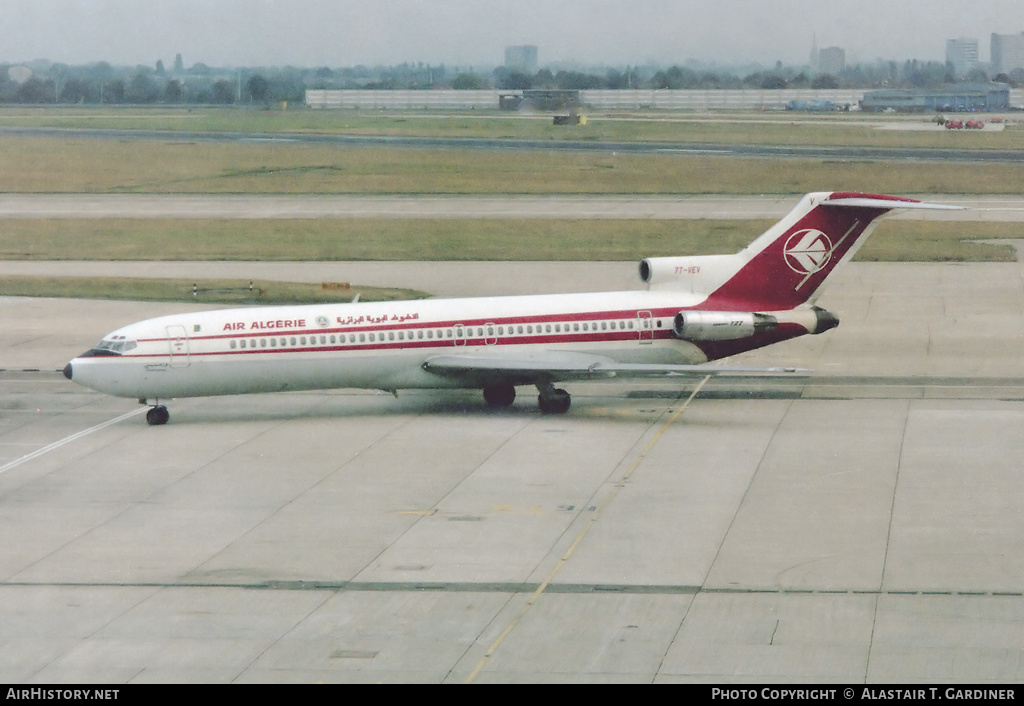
[66,288,821,401]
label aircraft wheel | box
[538,389,571,414]
[146,405,170,426]
[483,383,516,408]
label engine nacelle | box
[639,255,734,290]
[673,311,778,341]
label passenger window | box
[389,332,395,341]
[231,340,237,349]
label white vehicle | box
[63,192,959,425]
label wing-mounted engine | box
[673,311,778,341]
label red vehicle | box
[945,120,964,129]
[966,120,985,129]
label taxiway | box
[2,258,1024,682]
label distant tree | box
[811,73,839,89]
[104,78,126,104]
[451,72,485,89]
[60,78,92,104]
[155,60,166,77]
[555,70,600,90]
[966,68,990,83]
[211,79,235,104]
[532,69,556,88]
[499,72,532,90]
[173,54,184,74]
[247,74,269,103]
[165,80,184,103]
[126,71,159,103]
[15,77,54,103]
[760,75,787,89]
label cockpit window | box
[83,335,138,356]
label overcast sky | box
[1,0,1020,69]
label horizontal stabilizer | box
[821,194,965,211]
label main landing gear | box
[481,382,571,414]
[145,404,170,426]
[537,383,571,414]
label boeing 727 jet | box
[63,192,959,425]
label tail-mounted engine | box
[673,311,778,341]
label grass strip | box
[0,276,428,304]
[2,137,1023,195]
[0,218,1016,262]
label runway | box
[0,193,1023,221]
[2,259,1024,682]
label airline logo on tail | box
[783,229,833,275]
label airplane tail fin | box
[641,192,962,310]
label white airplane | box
[63,192,959,425]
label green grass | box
[2,136,1023,195]
[0,276,427,304]
[0,218,1015,263]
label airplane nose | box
[63,362,73,380]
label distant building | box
[946,37,979,76]
[816,46,846,76]
[992,32,1024,74]
[861,83,1009,113]
[504,45,538,72]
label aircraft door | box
[637,311,654,344]
[454,324,466,346]
[166,325,190,367]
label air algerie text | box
[222,319,306,331]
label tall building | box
[992,32,1024,74]
[946,37,979,76]
[504,45,538,72]
[817,47,846,75]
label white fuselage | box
[67,288,817,401]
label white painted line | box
[0,408,146,476]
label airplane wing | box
[421,352,805,384]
